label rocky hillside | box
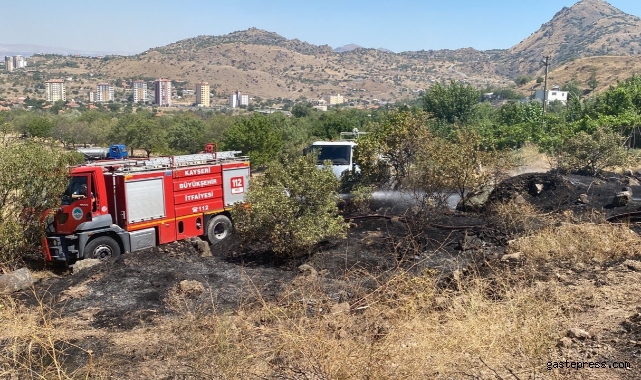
[58,28,510,103]
[149,28,334,57]
[502,0,641,76]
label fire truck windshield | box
[61,177,88,205]
[314,145,351,165]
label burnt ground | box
[21,171,641,328]
[13,170,641,378]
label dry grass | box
[5,216,640,378]
[490,200,549,237]
[509,222,641,263]
[0,291,93,379]
[86,267,567,379]
[510,144,552,176]
[0,241,576,379]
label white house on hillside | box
[534,85,568,105]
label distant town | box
[1,55,354,114]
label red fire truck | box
[42,151,249,264]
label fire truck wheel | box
[84,236,121,260]
[206,215,232,244]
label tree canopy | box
[422,80,481,125]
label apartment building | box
[4,56,13,72]
[239,92,249,107]
[95,83,114,103]
[4,55,27,71]
[196,82,210,107]
[324,94,344,105]
[45,79,66,102]
[132,80,147,103]
[229,91,249,108]
[154,78,172,107]
[13,55,26,69]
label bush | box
[555,127,628,175]
[232,154,348,256]
[515,75,532,86]
[355,110,432,190]
[0,140,78,267]
[412,128,514,209]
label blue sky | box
[3,0,641,54]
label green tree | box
[0,111,12,138]
[555,126,627,176]
[130,115,167,158]
[497,101,542,126]
[49,100,66,114]
[415,128,513,209]
[292,102,313,118]
[355,110,432,189]
[86,117,114,146]
[592,75,641,117]
[167,115,206,154]
[109,111,165,157]
[108,113,137,155]
[280,116,310,157]
[311,109,365,139]
[26,117,54,138]
[107,102,121,112]
[0,140,78,266]
[515,75,532,86]
[204,113,235,144]
[562,79,582,102]
[231,154,348,256]
[222,114,283,167]
[486,101,543,149]
[422,80,481,125]
[588,70,599,91]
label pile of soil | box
[487,172,641,219]
[486,173,581,212]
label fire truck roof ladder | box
[118,151,246,172]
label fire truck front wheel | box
[84,236,121,260]
[206,215,232,244]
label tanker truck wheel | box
[84,236,121,261]
[206,215,232,245]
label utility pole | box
[542,56,550,118]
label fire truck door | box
[57,174,94,234]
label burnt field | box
[5,171,641,379]
[22,172,641,326]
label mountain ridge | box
[0,43,134,57]
[9,0,641,103]
[501,0,641,75]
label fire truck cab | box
[306,129,367,180]
[43,151,249,264]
